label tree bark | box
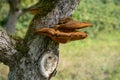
[0,0,80,80]
[6,0,21,34]
[5,0,40,34]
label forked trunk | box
[0,0,80,80]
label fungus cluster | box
[37,17,92,43]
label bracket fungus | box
[37,17,92,43]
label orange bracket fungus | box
[37,17,92,43]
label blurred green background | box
[0,0,120,80]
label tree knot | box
[39,51,58,79]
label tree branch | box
[6,0,21,34]
[5,0,40,34]
[21,1,40,15]
[0,28,17,66]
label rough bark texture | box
[0,28,17,66]
[0,0,80,80]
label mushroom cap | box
[37,28,55,36]
[30,8,40,15]
[55,21,92,30]
[51,31,87,43]
[59,17,73,24]
[37,28,87,43]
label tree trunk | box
[0,0,80,80]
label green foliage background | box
[0,0,120,80]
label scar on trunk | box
[36,17,92,43]
[39,51,58,79]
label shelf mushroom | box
[37,17,92,43]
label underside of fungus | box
[37,17,92,43]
